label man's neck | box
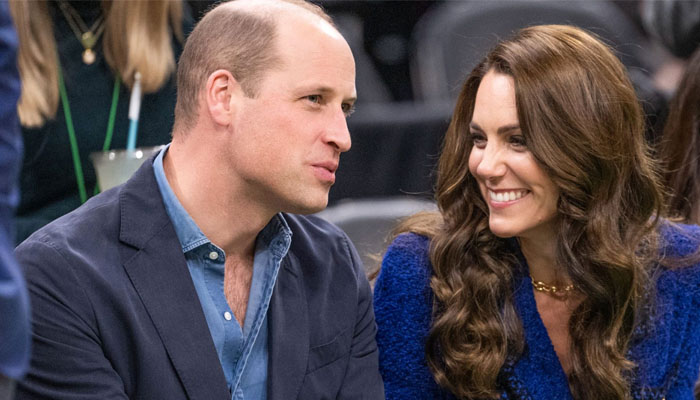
[163,140,274,258]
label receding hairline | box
[172,0,339,135]
[215,0,334,27]
[205,0,340,76]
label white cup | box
[90,145,163,192]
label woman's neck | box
[519,232,570,285]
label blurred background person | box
[373,25,700,399]
[9,0,191,243]
[641,0,700,98]
[657,46,700,225]
[0,1,30,399]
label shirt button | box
[224,311,232,321]
[208,251,219,260]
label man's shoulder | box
[282,212,365,284]
[283,213,347,241]
[16,188,122,260]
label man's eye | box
[342,103,355,117]
[306,95,321,103]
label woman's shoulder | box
[387,232,431,256]
[629,223,700,393]
[382,233,432,274]
[657,222,700,289]
[375,233,433,296]
[659,222,700,258]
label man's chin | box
[283,197,329,215]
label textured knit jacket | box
[374,225,700,400]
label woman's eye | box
[509,135,527,148]
[470,132,486,148]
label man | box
[15,1,384,399]
[0,2,30,399]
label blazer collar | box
[118,156,230,400]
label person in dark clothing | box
[10,0,192,243]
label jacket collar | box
[118,155,231,400]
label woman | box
[9,0,191,243]
[658,46,700,225]
[374,25,700,399]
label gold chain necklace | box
[532,280,575,297]
[57,1,105,65]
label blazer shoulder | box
[284,213,348,242]
[17,188,121,254]
[282,213,364,281]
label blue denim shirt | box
[153,146,291,399]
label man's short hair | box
[173,0,334,134]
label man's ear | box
[205,69,243,126]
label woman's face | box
[468,70,559,241]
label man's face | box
[228,16,356,215]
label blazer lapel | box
[118,158,230,400]
[267,255,309,400]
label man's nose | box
[325,108,352,153]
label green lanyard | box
[57,62,120,203]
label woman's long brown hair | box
[417,25,665,399]
[9,0,184,127]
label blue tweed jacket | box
[374,224,700,400]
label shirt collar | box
[153,145,292,254]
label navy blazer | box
[15,157,384,399]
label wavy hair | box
[9,0,184,128]
[420,25,664,399]
[658,47,700,224]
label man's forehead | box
[220,0,344,49]
[221,0,319,22]
[221,0,292,13]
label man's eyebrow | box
[299,86,356,103]
[469,122,521,134]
